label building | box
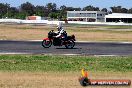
[105,13,132,23]
[67,11,106,22]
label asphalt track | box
[0,40,132,56]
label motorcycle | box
[42,30,76,49]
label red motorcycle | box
[42,30,76,49]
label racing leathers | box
[55,28,67,40]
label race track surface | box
[0,40,132,56]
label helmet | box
[57,22,63,31]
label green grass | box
[0,55,131,72]
[65,24,132,29]
[104,25,132,29]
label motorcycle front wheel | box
[65,40,75,49]
[42,40,52,48]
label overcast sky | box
[0,0,131,9]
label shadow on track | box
[56,47,79,49]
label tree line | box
[0,2,132,20]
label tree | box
[83,5,100,11]
[60,5,67,11]
[46,3,57,12]
[110,6,128,13]
[8,7,19,18]
[44,3,57,17]
[128,8,132,13]
[48,12,59,19]
[111,6,121,13]
[59,5,67,20]
[20,2,35,16]
[15,12,27,19]
[66,7,75,11]
[121,8,128,13]
[0,3,10,18]
[101,8,108,12]
[35,5,48,17]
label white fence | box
[0,19,48,24]
[0,19,65,25]
[0,19,132,26]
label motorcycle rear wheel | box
[42,40,52,48]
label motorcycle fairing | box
[43,38,50,40]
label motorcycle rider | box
[55,22,67,40]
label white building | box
[67,11,132,23]
[105,13,132,23]
[67,11,106,22]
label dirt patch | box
[74,31,132,41]
[0,24,132,41]
[0,72,131,88]
[0,24,51,40]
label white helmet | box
[57,22,63,31]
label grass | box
[0,55,131,88]
[65,24,132,29]
[104,25,132,29]
[0,55,131,72]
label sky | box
[0,0,132,10]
